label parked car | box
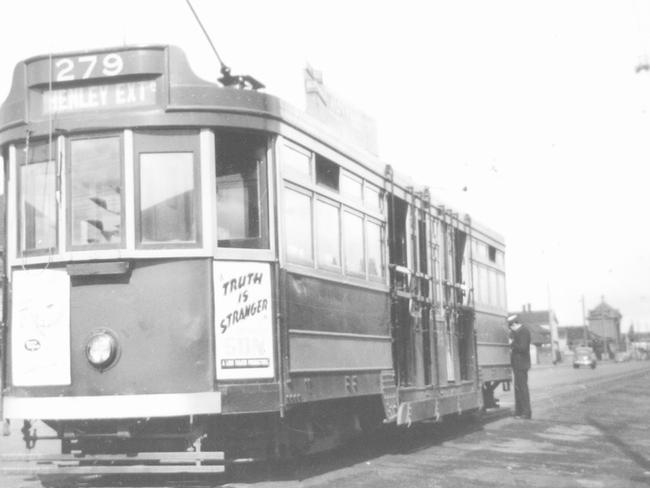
[573,347,597,369]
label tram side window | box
[343,211,364,275]
[479,266,489,305]
[315,199,340,269]
[216,132,269,249]
[315,155,339,192]
[497,272,506,309]
[70,137,122,248]
[18,141,57,254]
[367,220,384,278]
[488,245,497,263]
[340,170,362,202]
[284,187,312,264]
[282,144,311,181]
[488,268,498,306]
[364,184,382,214]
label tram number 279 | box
[55,53,124,82]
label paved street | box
[1,360,650,487]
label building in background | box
[587,298,622,359]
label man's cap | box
[507,314,519,325]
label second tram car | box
[0,45,510,473]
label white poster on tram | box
[214,261,274,380]
[12,269,71,386]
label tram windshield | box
[14,129,271,257]
[18,141,57,254]
[216,132,269,249]
[70,136,122,247]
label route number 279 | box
[55,53,124,82]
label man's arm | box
[511,328,531,353]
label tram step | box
[0,451,226,474]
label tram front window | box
[140,152,196,243]
[18,141,57,254]
[70,137,122,248]
[216,132,269,249]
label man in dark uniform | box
[507,314,532,419]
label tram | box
[0,45,510,473]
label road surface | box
[1,359,649,487]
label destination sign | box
[42,81,157,115]
[35,80,158,117]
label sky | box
[1,0,650,330]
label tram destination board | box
[25,47,165,120]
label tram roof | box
[0,44,503,245]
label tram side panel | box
[475,310,511,382]
[470,235,511,407]
[283,271,392,402]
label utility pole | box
[548,283,559,363]
[581,295,588,347]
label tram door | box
[439,217,476,383]
[454,229,473,381]
[417,214,432,386]
[387,195,416,386]
[441,219,457,383]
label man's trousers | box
[513,368,531,418]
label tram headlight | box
[86,331,118,370]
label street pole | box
[581,295,588,347]
[548,283,559,363]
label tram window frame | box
[479,264,489,305]
[366,217,385,280]
[497,272,507,309]
[283,184,314,266]
[340,170,362,203]
[279,136,388,286]
[342,208,365,277]
[314,197,341,270]
[488,268,498,306]
[133,130,202,249]
[16,139,58,256]
[281,142,312,182]
[495,249,504,267]
[364,183,382,214]
[215,131,270,250]
[488,245,497,263]
[315,154,339,192]
[67,134,124,251]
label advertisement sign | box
[12,269,71,386]
[214,262,274,380]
